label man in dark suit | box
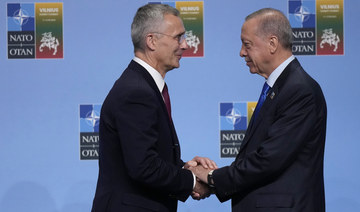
[190,8,327,211]
[91,4,216,212]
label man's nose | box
[240,46,246,57]
[180,39,189,50]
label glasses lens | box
[179,34,186,44]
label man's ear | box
[145,34,157,51]
[269,35,279,54]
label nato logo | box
[288,0,315,28]
[7,3,35,31]
[220,102,253,158]
[80,104,101,160]
[220,102,248,130]
[7,3,36,59]
[288,0,316,55]
[80,104,101,132]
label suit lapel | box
[128,60,173,122]
[238,59,299,153]
[128,60,181,163]
[239,88,276,152]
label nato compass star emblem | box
[294,6,310,23]
[225,108,242,125]
[220,102,248,131]
[85,109,100,128]
[80,104,101,132]
[13,8,29,26]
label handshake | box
[184,156,218,200]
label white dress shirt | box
[266,55,295,87]
[133,57,166,94]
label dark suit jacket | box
[92,60,194,212]
[213,59,327,212]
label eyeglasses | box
[153,32,187,44]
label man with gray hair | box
[190,8,327,212]
[91,4,216,212]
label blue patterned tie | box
[253,82,270,120]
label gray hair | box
[246,8,293,50]
[131,4,180,52]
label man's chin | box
[173,62,180,69]
[166,63,180,72]
[249,68,257,74]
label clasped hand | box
[185,156,217,200]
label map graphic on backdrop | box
[219,102,256,158]
[79,104,101,160]
[150,1,204,57]
[7,3,63,59]
[288,0,344,55]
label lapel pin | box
[270,92,275,99]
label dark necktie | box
[162,83,172,120]
[253,82,270,120]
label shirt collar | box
[133,57,165,92]
[266,55,295,87]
